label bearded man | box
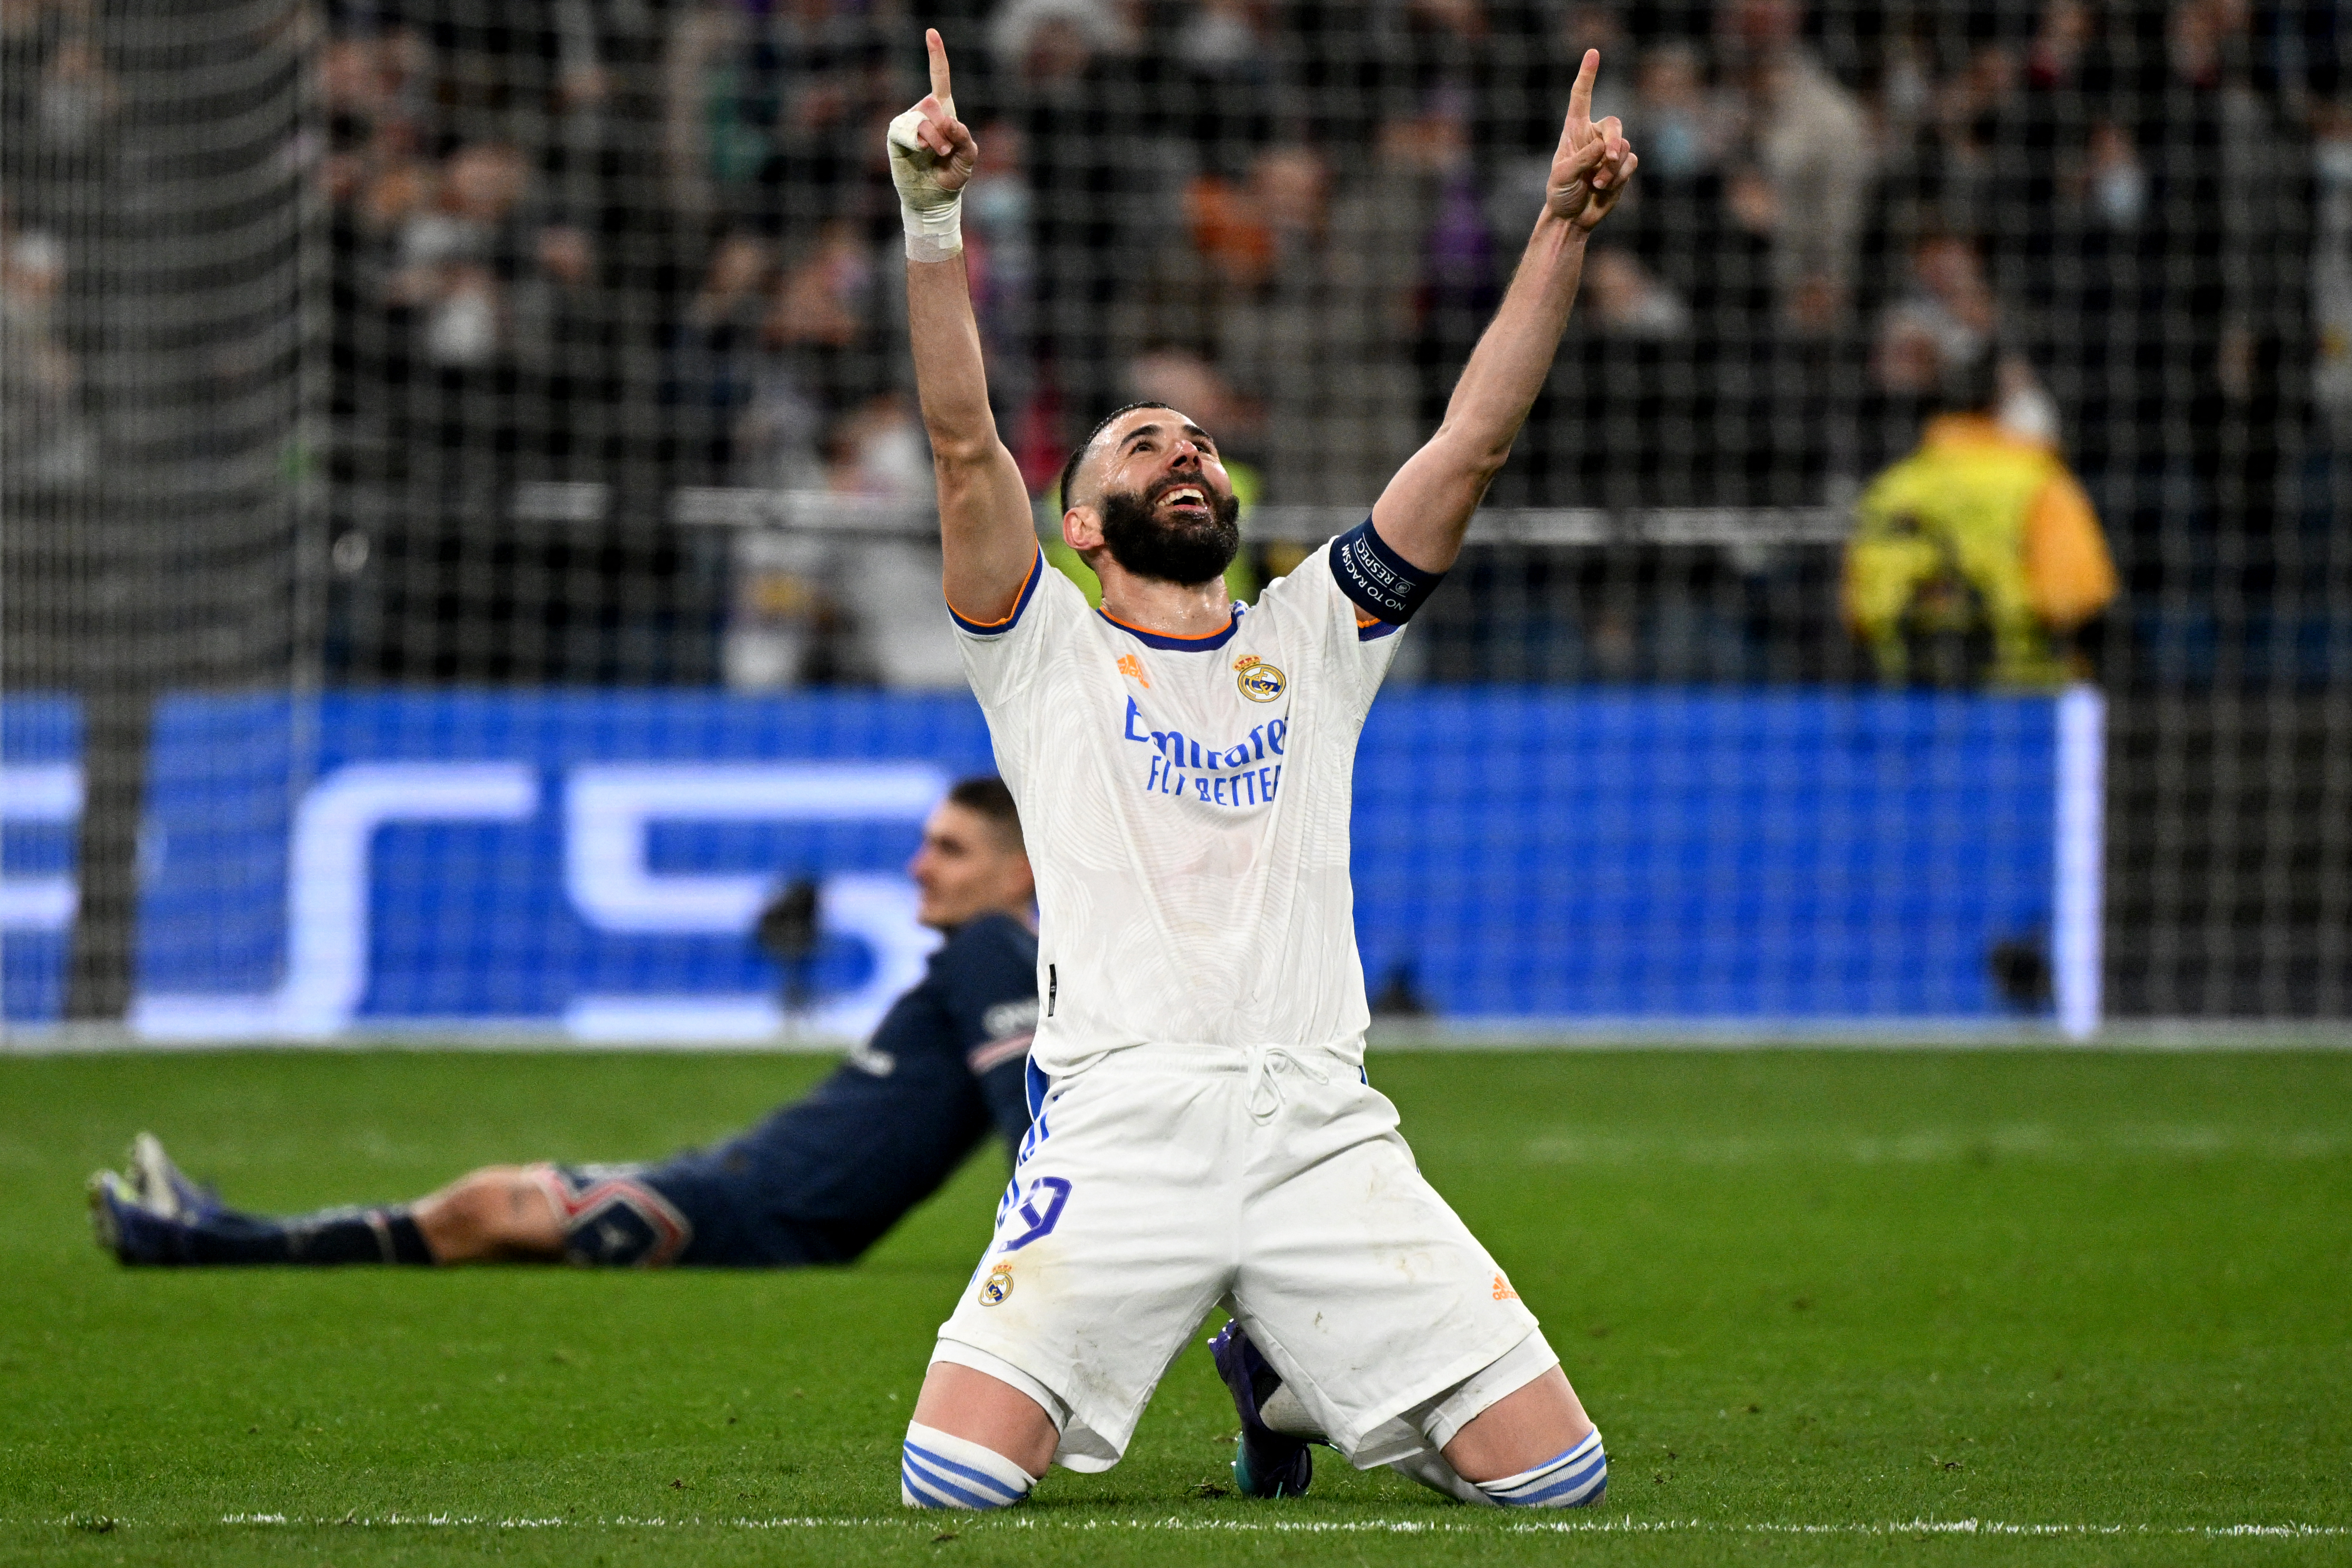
[883,28,1637,1513]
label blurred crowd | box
[0,1,109,493]
[4,0,2348,687]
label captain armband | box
[1330,517,1447,625]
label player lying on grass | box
[886,31,1632,1512]
[89,777,1041,1270]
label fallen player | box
[89,777,1040,1270]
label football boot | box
[126,1133,218,1220]
[88,1170,189,1266]
[1209,1318,1312,1499]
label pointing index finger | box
[927,27,954,111]
[1568,47,1597,127]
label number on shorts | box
[999,1176,1071,1252]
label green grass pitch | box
[2,1047,2347,1566]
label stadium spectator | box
[0,224,93,489]
[1358,0,1516,432]
[664,0,908,231]
[960,114,1040,457]
[1582,247,1691,339]
[662,2,751,223]
[725,526,844,687]
[827,390,972,688]
[1872,231,1998,397]
[2084,119,2151,230]
[1629,40,1727,183]
[2027,0,2094,90]
[320,31,429,486]
[0,14,118,221]
[993,0,1145,426]
[987,0,1152,430]
[990,0,1131,71]
[92,780,1040,1268]
[1134,135,1327,406]
[0,11,118,187]
[511,223,602,364]
[723,270,908,692]
[1716,0,1875,335]
[738,217,887,488]
[763,0,877,221]
[29,33,116,157]
[388,142,533,371]
[1844,349,2116,690]
[670,229,778,480]
[2015,0,2097,245]
[1167,0,1281,186]
[1249,138,1427,510]
[770,219,874,351]
[2313,100,2352,440]
[1928,41,2023,242]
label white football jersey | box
[953,540,1406,1072]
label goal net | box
[4,0,2346,1040]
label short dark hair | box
[1054,401,1181,516]
[945,775,1023,853]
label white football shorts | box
[931,1043,1547,1471]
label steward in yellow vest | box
[1845,380,2117,689]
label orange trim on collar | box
[1096,604,1235,642]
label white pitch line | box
[191,1513,2351,1539]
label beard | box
[1097,476,1242,586]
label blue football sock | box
[175,1205,434,1266]
[1475,1428,1607,1508]
[899,1422,1036,1510]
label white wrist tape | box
[901,192,963,262]
[887,105,965,263]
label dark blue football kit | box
[542,913,1040,1266]
[100,913,1038,1269]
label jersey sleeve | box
[951,547,1089,776]
[931,915,1040,1150]
[973,1032,1036,1150]
[2021,467,2117,630]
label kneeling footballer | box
[886,29,1634,1511]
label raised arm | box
[890,30,1038,622]
[1370,50,1637,573]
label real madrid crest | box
[1233,653,1285,703]
[978,1262,1014,1306]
